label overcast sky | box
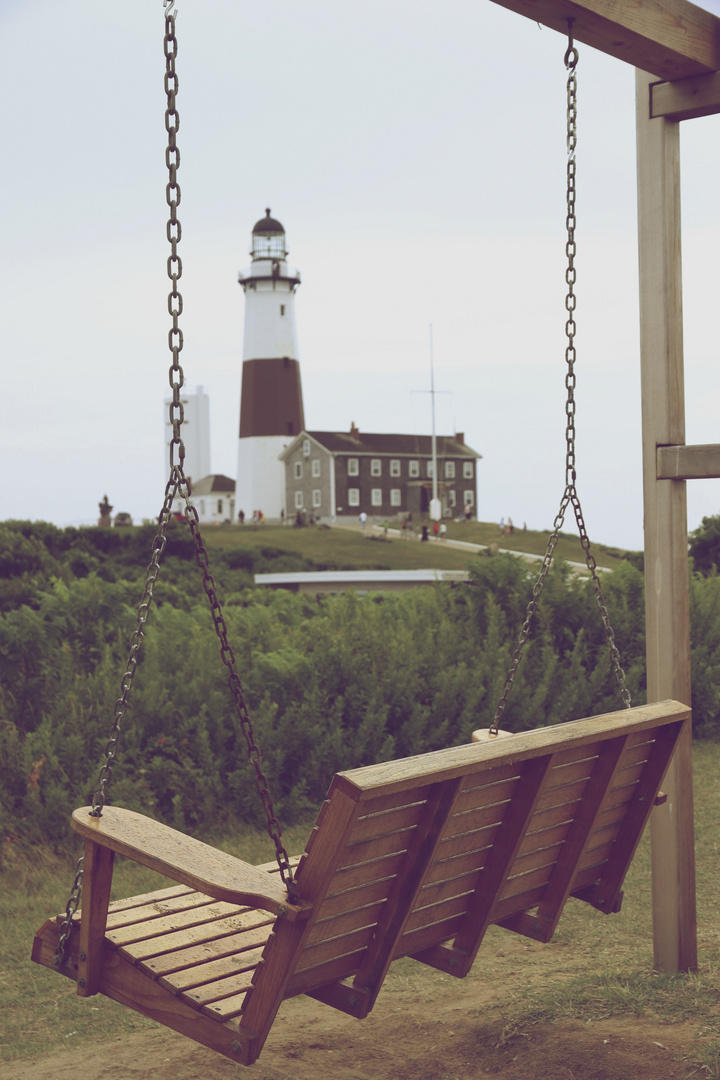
[2,0,719,551]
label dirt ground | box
[5,941,704,1080]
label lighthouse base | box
[236,436,289,523]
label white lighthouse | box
[236,209,305,521]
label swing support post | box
[635,67,696,973]
[485,0,720,974]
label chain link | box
[53,5,296,965]
[491,28,631,737]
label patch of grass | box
[507,967,720,1025]
[442,520,634,569]
[692,1039,720,1079]
[198,519,634,573]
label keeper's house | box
[189,474,236,525]
[280,424,481,521]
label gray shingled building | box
[280,423,481,522]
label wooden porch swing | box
[33,700,688,1066]
[33,0,718,1066]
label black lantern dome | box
[251,208,287,260]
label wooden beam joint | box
[651,72,720,122]
[488,1,720,80]
[657,443,720,480]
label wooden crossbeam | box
[651,71,720,121]
[657,443,720,480]
[488,1,720,79]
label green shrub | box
[0,521,717,849]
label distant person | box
[465,505,472,522]
[439,522,447,541]
[421,524,429,542]
[238,509,245,525]
[359,511,367,532]
[433,521,439,537]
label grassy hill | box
[198,519,639,574]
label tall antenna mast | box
[429,324,441,521]
[412,325,448,522]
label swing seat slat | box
[32,699,689,1066]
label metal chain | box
[52,4,296,966]
[164,7,185,475]
[491,26,631,737]
[180,490,297,901]
[160,6,295,903]
[52,854,84,966]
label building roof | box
[252,207,285,234]
[280,427,481,460]
[191,473,236,495]
[255,569,470,593]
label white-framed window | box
[463,490,474,506]
[427,460,435,478]
[294,491,303,509]
[348,458,359,476]
[448,489,457,507]
[348,488,360,506]
[280,304,285,316]
[370,458,382,477]
[463,460,474,479]
[218,499,224,514]
[408,460,419,478]
[371,488,382,507]
[312,489,321,508]
[294,461,303,479]
[390,459,401,477]
[445,461,455,479]
[311,459,321,477]
[303,438,311,457]
[390,489,401,507]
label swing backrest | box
[244,698,687,1029]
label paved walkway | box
[344,520,592,573]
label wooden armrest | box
[71,806,311,922]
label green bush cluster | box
[2,519,720,850]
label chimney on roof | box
[350,422,360,440]
[455,432,464,445]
